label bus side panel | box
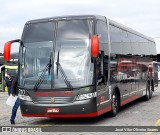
[110,55,133,104]
[110,54,154,106]
[96,85,112,115]
[108,23,157,108]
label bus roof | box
[25,15,154,43]
[26,15,99,23]
[108,19,154,42]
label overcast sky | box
[1,0,160,53]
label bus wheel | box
[110,90,119,117]
[144,83,150,101]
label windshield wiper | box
[56,49,73,90]
[34,53,52,91]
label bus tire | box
[150,81,154,99]
[144,83,150,101]
[110,90,119,117]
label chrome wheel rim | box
[112,93,118,113]
[146,84,150,98]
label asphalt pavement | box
[1,85,160,135]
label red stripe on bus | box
[121,95,139,106]
[98,106,111,115]
[22,107,111,118]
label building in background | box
[155,37,160,53]
[155,37,160,61]
[154,38,160,80]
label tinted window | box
[121,30,131,55]
[152,42,157,55]
[110,25,121,42]
[137,37,146,55]
[22,22,55,43]
[57,20,93,40]
[97,21,108,43]
[149,41,157,55]
[134,35,141,55]
[144,39,150,55]
[130,33,139,55]
[110,25,122,54]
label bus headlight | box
[76,92,97,101]
[19,95,32,101]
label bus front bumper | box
[20,98,108,118]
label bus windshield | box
[19,19,94,89]
[19,41,53,89]
[54,39,93,89]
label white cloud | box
[1,0,160,52]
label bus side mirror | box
[3,39,22,61]
[4,42,11,61]
[91,35,99,58]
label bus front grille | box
[32,96,75,104]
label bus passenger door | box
[96,52,110,109]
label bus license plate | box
[47,108,60,113]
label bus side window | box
[96,53,102,85]
[104,55,108,82]
[97,52,106,85]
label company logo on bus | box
[47,108,60,113]
[34,92,74,97]
[50,97,55,103]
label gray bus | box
[3,15,157,118]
